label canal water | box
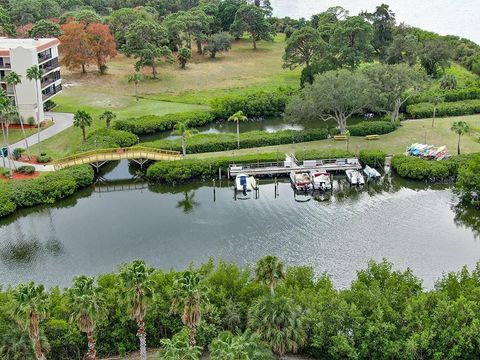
[0,161,479,289]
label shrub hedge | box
[79,128,139,152]
[359,149,387,167]
[114,111,215,135]
[391,154,475,181]
[407,99,480,119]
[0,165,95,218]
[0,184,16,217]
[17,165,35,174]
[348,121,397,136]
[210,88,294,119]
[410,87,480,105]
[143,129,329,154]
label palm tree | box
[171,271,206,348]
[119,260,154,360]
[73,110,93,142]
[227,111,248,150]
[128,73,142,101]
[430,95,445,128]
[176,191,199,214]
[0,326,39,360]
[451,121,470,155]
[173,122,198,159]
[247,296,306,357]
[4,105,19,170]
[0,91,12,169]
[11,282,48,360]
[99,110,116,129]
[209,330,273,359]
[26,65,44,153]
[4,71,31,158]
[160,330,202,360]
[255,255,285,296]
[67,276,105,360]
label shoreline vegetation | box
[3,257,480,359]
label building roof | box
[0,38,60,55]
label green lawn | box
[1,128,38,147]
[191,115,480,159]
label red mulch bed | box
[17,155,51,165]
[0,171,40,181]
[0,121,50,130]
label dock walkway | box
[229,157,362,177]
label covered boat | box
[235,174,253,192]
[363,165,381,179]
[310,171,332,191]
[290,171,313,191]
[346,170,365,185]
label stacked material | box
[406,144,448,160]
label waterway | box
[0,161,478,289]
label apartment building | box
[0,37,62,124]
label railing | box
[54,147,181,170]
[0,62,11,69]
[40,58,59,73]
[42,84,62,101]
[38,50,52,64]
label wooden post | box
[218,167,221,180]
[213,179,216,202]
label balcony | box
[0,60,11,69]
[40,58,59,74]
[42,83,62,101]
[41,70,61,89]
[38,49,52,64]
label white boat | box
[363,165,381,179]
[310,171,332,191]
[235,174,253,192]
[345,170,365,185]
[290,171,313,191]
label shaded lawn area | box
[191,115,480,159]
[1,128,38,147]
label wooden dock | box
[229,157,362,177]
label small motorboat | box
[363,165,381,180]
[310,171,332,191]
[290,171,313,191]
[345,170,365,186]
[235,174,253,192]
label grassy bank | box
[189,115,480,159]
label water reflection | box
[176,191,199,214]
[0,161,479,289]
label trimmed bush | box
[455,154,480,207]
[8,172,77,207]
[88,128,139,147]
[36,155,52,163]
[143,129,329,154]
[407,99,480,119]
[410,87,480,105]
[296,149,354,161]
[147,153,281,183]
[0,165,95,218]
[359,149,386,167]
[114,111,215,135]
[61,165,95,189]
[0,184,16,217]
[210,89,295,119]
[17,165,35,174]
[348,121,397,136]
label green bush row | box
[411,87,480,105]
[143,129,329,154]
[391,154,474,181]
[359,149,387,167]
[0,165,95,218]
[79,128,139,152]
[147,153,281,183]
[113,111,215,135]
[407,99,480,119]
[210,88,295,119]
[348,121,397,136]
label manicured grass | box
[191,115,480,159]
[0,128,37,147]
